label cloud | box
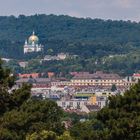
[0,0,139,21]
[117,0,132,8]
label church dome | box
[28,31,39,44]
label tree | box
[0,99,65,139]
[47,48,54,55]
[26,130,57,140]
[26,131,73,140]
[0,128,18,140]
[111,84,117,92]
[58,131,73,140]
[0,59,65,139]
[0,59,31,116]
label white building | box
[57,99,102,113]
[1,58,11,62]
[18,61,28,68]
[57,100,88,110]
[57,53,68,60]
[23,31,43,54]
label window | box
[77,102,81,109]
[62,102,66,107]
[77,102,80,105]
[98,102,101,107]
[69,102,73,107]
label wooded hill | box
[1,14,140,75]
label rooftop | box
[16,78,51,84]
[72,71,122,80]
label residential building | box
[89,96,108,108]
[18,73,40,78]
[16,78,51,88]
[43,53,68,61]
[57,99,88,110]
[48,72,55,78]
[18,61,28,68]
[57,53,68,60]
[1,58,11,62]
[43,55,59,61]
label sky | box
[0,0,140,21]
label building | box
[16,78,51,88]
[43,53,68,61]
[85,105,101,112]
[18,61,28,68]
[57,53,68,60]
[57,97,106,113]
[57,100,88,110]
[43,55,59,61]
[23,31,43,54]
[1,58,11,62]
[18,73,40,78]
[132,73,140,81]
[48,72,55,78]
[89,96,108,108]
[71,71,125,88]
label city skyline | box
[0,0,140,21]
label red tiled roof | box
[133,73,140,77]
[18,73,39,78]
[72,71,122,80]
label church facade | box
[23,31,43,54]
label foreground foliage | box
[26,131,73,140]
[0,60,64,139]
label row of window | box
[61,101,87,107]
[72,79,123,83]
[70,83,123,86]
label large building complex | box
[52,71,134,89]
[71,71,124,87]
[15,71,139,113]
[16,71,136,90]
[23,31,43,54]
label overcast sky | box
[0,0,140,21]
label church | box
[23,31,43,54]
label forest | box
[1,14,140,75]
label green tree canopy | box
[0,59,64,139]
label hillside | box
[0,14,140,58]
[1,14,140,75]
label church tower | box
[23,31,43,54]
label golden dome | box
[28,31,39,44]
